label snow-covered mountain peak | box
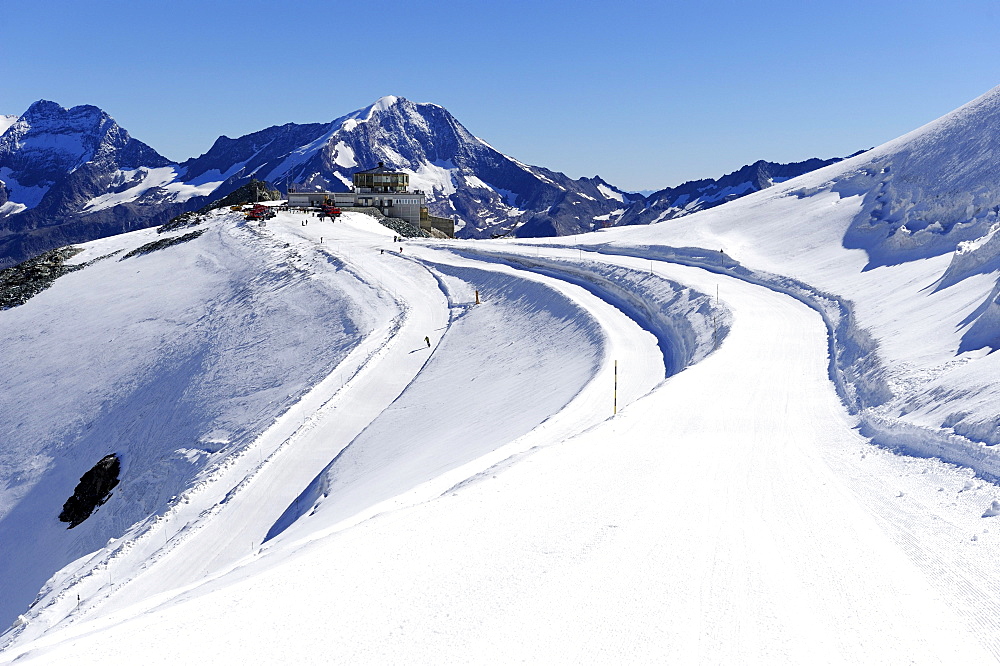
[0,101,106,171]
[0,100,176,267]
[369,95,401,114]
[0,100,168,176]
[337,95,414,130]
[338,97,473,158]
[12,101,125,156]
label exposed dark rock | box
[336,206,426,237]
[198,179,280,212]
[0,246,84,310]
[378,216,426,238]
[58,454,120,528]
[157,211,204,234]
[121,229,206,259]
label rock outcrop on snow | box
[156,211,205,234]
[200,179,281,211]
[0,245,83,310]
[121,230,206,259]
[58,454,121,529]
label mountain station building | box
[286,162,454,237]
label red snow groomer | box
[245,204,275,221]
[319,203,341,220]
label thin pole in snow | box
[614,360,618,415]
[714,287,719,349]
[475,289,480,305]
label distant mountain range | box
[0,97,848,266]
[609,154,865,227]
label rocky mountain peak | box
[0,100,168,175]
[13,101,111,146]
[0,100,176,269]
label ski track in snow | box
[3,210,1000,663]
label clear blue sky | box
[2,0,998,191]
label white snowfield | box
[5,86,1000,663]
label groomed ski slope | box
[4,208,1000,663]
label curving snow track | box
[1,212,667,646]
[4,217,1000,663]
